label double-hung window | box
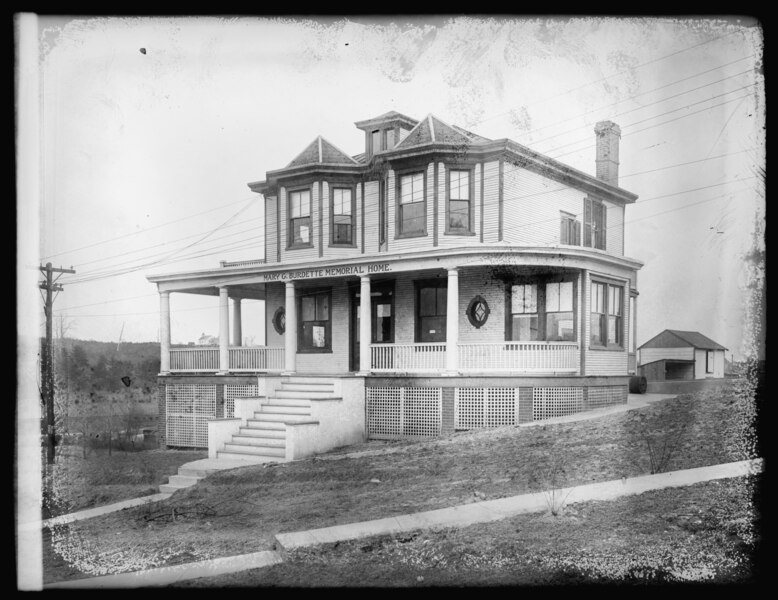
[416,281,447,343]
[509,281,575,342]
[545,281,575,341]
[560,211,581,245]
[510,284,539,341]
[289,189,312,247]
[590,280,623,348]
[331,187,354,245]
[398,172,426,236]
[447,168,472,233]
[299,289,331,352]
[584,197,607,250]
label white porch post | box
[445,268,459,373]
[359,275,371,373]
[218,287,230,373]
[283,281,297,374]
[159,291,171,374]
[232,298,243,347]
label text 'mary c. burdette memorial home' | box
[147,111,643,461]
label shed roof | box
[638,329,727,351]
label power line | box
[40,194,259,261]
[527,68,754,149]
[472,29,744,126]
[506,54,755,142]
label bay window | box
[508,280,577,342]
[397,171,426,237]
[590,280,623,348]
[331,187,354,245]
[447,168,472,233]
[288,188,312,248]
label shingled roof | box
[394,114,490,149]
[639,329,727,351]
[286,135,360,168]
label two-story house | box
[147,111,642,462]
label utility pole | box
[39,262,75,465]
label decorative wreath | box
[466,295,490,329]
[272,306,286,335]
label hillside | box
[51,338,160,395]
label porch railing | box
[169,347,220,372]
[229,346,285,372]
[458,341,579,372]
[168,346,284,373]
[371,343,447,372]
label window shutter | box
[583,198,592,247]
[575,219,581,245]
[600,202,607,250]
[560,218,568,244]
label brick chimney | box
[594,121,621,186]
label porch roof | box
[147,244,643,295]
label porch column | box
[445,268,459,373]
[359,276,371,373]
[159,291,171,374]
[283,281,297,374]
[218,287,230,373]
[232,298,243,347]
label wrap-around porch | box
[159,265,585,376]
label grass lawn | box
[174,475,761,586]
[42,447,208,519]
[41,386,760,585]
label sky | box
[21,15,765,360]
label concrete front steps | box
[214,378,338,465]
[159,464,214,494]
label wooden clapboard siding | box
[640,347,695,363]
[294,280,351,373]
[502,163,585,247]
[265,196,278,263]
[322,180,364,260]
[694,349,707,379]
[605,201,624,256]
[482,161,500,243]
[281,182,320,263]
[386,163,439,254]
[438,163,483,250]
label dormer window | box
[384,129,395,150]
[371,130,382,155]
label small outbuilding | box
[637,329,727,381]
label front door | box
[350,282,394,371]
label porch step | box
[249,414,317,424]
[261,397,311,408]
[221,444,286,458]
[216,451,282,464]
[230,436,286,448]
[279,383,335,393]
[281,377,336,385]
[272,391,336,400]
[245,419,286,430]
[238,427,286,439]
[159,472,205,494]
[260,404,311,415]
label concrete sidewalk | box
[39,493,172,529]
[47,457,761,588]
[45,551,283,589]
[275,458,762,550]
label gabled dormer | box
[354,111,419,159]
